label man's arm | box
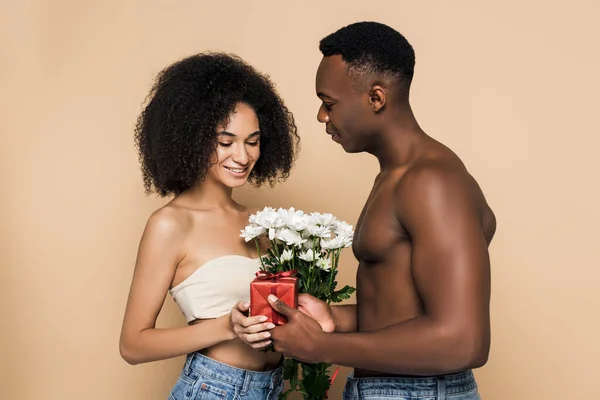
[318,166,491,375]
[331,304,358,333]
[271,165,491,375]
[297,294,357,333]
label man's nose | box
[317,104,329,123]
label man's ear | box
[369,85,386,112]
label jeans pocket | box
[342,391,355,400]
[448,386,481,400]
[342,379,355,400]
[197,380,230,399]
[169,372,198,400]
[266,379,284,399]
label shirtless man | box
[264,22,496,399]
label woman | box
[119,52,299,399]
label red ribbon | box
[326,366,341,397]
[255,270,297,280]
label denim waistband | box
[347,370,477,396]
[184,352,283,389]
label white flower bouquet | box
[241,207,356,400]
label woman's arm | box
[119,208,236,365]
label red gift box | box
[250,270,298,325]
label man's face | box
[315,55,376,153]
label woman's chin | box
[222,177,249,188]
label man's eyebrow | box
[317,92,335,100]
[218,131,261,137]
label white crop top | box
[169,255,261,322]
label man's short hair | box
[320,21,415,90]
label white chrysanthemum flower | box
[248,207,273,224]
[279,249,293,263]
[304,224,332,239]
[310,212,337,227]
[279,207,310,231]
[300,239,314,250]
[316,258,332,271]
[240,224,266,242]
[299,249,321,262]
[341,235,353,248]
[275,228,306,247]
[334,220,354,238]
[250,207,285,229]
[320,235,348,250]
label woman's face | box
[207,102,261,188]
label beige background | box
[2,1,599,399]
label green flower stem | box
[311,238,318,292]
[271,240,281,259]
[329,251,336,286]
[255,239,265,269]
[326,248,342,303]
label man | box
[235,21,496,399]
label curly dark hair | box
[319,21,415,90]
[134,52,300,197]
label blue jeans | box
[342,370,481,400]
[168,352,284,400]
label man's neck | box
[369,103,427,171]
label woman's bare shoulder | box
[144,203,197,239]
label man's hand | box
[297,293,335,333]
[268,294,329,363]
[230,301,275,349]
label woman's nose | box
[232,144,249,165]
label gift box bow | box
[254,270,297,280]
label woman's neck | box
[177,176,239,211]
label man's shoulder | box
[396,155,469,198]
[392,153,485,225]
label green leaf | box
[329,285,356,303]
[299,362,332,400]
[315,281,329,297]
[283,358,299,393]
[283,358,298,380]
[297,265,311,279]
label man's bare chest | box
[353,182,407,262]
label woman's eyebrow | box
[218,130,261,137]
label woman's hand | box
[230,301,276,349]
